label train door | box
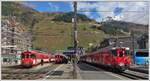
[101,52,104,65]
[104,51,111,66]
[21,53,25,64]
[30,54,36,65]
[102,51,108,65]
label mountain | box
[2,2,38,16]
[2,2,44,31]
[52,12,93,22]
[3,2,147,52]
[92,20,148,36]
[2,2,106,51]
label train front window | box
[30,54,36,58]
[21,54,25,58]
[125,50,130,55]
[111,50,117,56]
[136,52,148,57]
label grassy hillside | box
[52,12,93,22]
[95,20,148,36]
[2,2,45,31]
[2,2,107,51]
[3,2,147,52]
[32,18,106,51]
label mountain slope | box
[3,2,147,52]
[32,17,106,51]
[93,20,148,36]
[2,2,107,51]
[52,12,93,22]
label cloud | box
[68,2,73,11]
[76,1,148,25]
[18,2,37,9]
[48,3,60,11]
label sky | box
[22,1,149,25]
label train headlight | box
[119,62,124,66]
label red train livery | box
[80,47,131,72]
[21,50,51,67]
[54,53,68,64]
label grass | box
[32,18,106,51]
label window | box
[3,58,8,62]
[111,50,117,56]
[125,50,130,55]
[136,52,148,57]
[30,54,36,58]
[21,54,25,58]
[119,51,123,57]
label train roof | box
[21,50,51,56]
[111,47,130,50]
[85,47,130,56]
[134,49,148,52]
[54,53,68,58]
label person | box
[41,59,44,66]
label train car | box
[132,49,149,65]
[80,47,131,72]
[50,55,56,62]
[21,50,51,67]
[54,53,68,64]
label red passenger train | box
[54,53,68,64]
[21,50,51,67]
[80,47,131,72]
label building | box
[137,33,148,49]
[1,16,32,64]
[99,36,139,50]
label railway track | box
[116,70,149,80]
[2,63,60,80]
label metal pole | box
[74,1,77,56]
[11,27,15,54]
[131,30,135,64]
[72,1,77,79]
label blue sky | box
[22,1,148,24]
[24,1,72,12]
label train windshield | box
[118,51,124,57]
[136,52,148,57]
[111,50,117,56]
[125,50,130,55]
[21,53,25,58]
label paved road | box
[76,62,147,80]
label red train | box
[21,50,51,67]
[53,53,68,64]
[80,47,131,72]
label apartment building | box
[1,16,32,64]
